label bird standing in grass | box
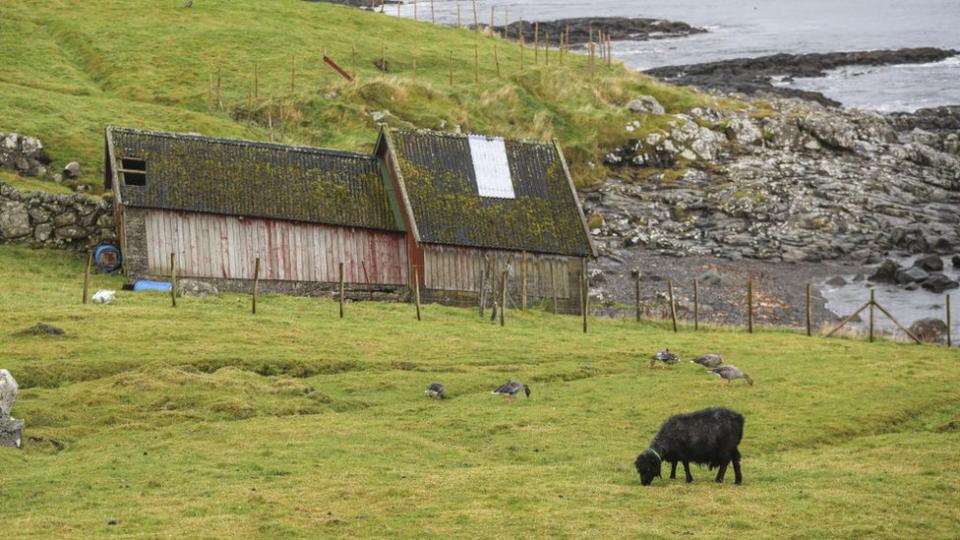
[708,365,754,386]
[424,382,446,400]
[650,349,680,368]
[692,354,724,369]
[492,380,531,399]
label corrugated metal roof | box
[108,127,401,232]
[388,129,593,257]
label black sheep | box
[634,407,745,485]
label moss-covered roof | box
[107,127,400,231]
[388,129,593,257]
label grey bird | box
[691,354,724,369]
[650,349,680,368]
[708,365,754,386]
[424,382,446,400]
[492,380,531,398]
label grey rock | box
[895,266,930,284]
[868,260,900,283]
[0,200,31,238]
[34,223,54,242]
[63,161,81,179]
[54,225,87,240]
[920,273,959,293]
[177,279,219,297]
[0,416,24,448]
[826,276,847,286]
[697,270,722,286]
[627,95,665,115]
[913,254,943,272]
[908,318,948,344]
[52,211,78,227]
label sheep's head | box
[634,449,662,486]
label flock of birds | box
[423,349,753,400]
[652,349,754,386]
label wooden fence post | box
[520,251,527,311]
[474,43,479,85]
[805,283,812,337]
[250,257,260,314]
[868,288,875,343]
[580,271,587,333]
[667,279,677,333]
[693,279,699,330]
[82,249,92,305]
[500,270,507,327]
[494,44,501,78]
[414,268,422,321]
[635,271,641,322]
[457,0,461,28]
[472,0,478,32]
[339,262,345,319]
[169,253,177,308]
[552,266,559,315]
[947,294,953,347]
[478,260,486,317]
[746,280,753,334]
[431,0,435,24]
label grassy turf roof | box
[387,129,594,257]
[107,127,401,232]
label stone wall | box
[0,182,115,250]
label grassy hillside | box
[0,0,716,190]
[1,244,958,538]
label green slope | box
[0,0,714,190]
[0,245,957,538]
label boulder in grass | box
[921,273,959,293]
[0,417,24,448]
[626,96,666,115]
[63,161,81,179]
[826,276,847,286]
[17,323,65,336]
[913,254,943,272]
[909,318,948,344]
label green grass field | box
[0,0,721,190]
[1,245,958,538]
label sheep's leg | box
[732,451,743,485]
[715,462,728,483]
[670,461,678,480]
[682,461,693,483]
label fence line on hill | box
[86,249,956,349]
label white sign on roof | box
[468,134,516,199]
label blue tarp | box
[132,280,172,292]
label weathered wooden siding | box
[144,209,409,284]
[422,245,574,298]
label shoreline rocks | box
[586,96,960,265]
[491,17,707,45]
[645,48,959,106]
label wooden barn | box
[105,126,595,311]
[376,129,596,312]
[105,127,410,296]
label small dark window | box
[120,157,147,186]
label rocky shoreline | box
[646,48,959,106]
[583,91,959,325]
[491,17,707,45]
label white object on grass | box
[92,290,116,304]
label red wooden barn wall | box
[144,209,409,285]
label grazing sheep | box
[708,365,754,386]
[634,407,745,485]
[492,380,531,398]
[691,354,724,369]
[650,349,680,368]
[424,382,446,400]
